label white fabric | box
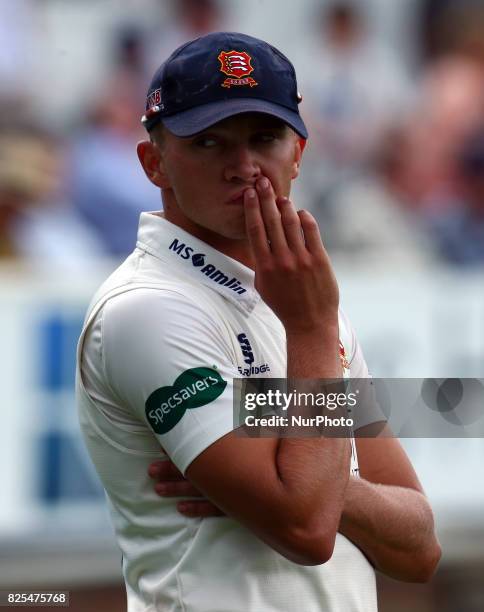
[76,212,377,611]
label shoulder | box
[107,281,226,324]
[103,284,211,318]
[95,285,232,358]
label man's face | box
[147,113,303,241]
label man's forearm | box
[275,435,350,560]
[272,326,351,563]
[339,476,441,582]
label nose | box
[224,144,261,183]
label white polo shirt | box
[76,212,377,612]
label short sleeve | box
[348,337,371,379]
[339,309,386,432]
[101,288,238,474]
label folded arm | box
[150,427,441,581]
[340,429,441,582]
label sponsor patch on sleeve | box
[145,367,227,434]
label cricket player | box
[76,32,440,611]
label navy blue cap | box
[142,32,308,139]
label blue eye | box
[195,137,218,148]
[256,132,276,143]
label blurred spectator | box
[373,44,484,265]
[116,25,147,75]
[419,0,484,63]
[146,0,226,71]
[300,1,411,216]
[425,127,484,265]
[312,125,435,267]
[0,122,102,265]
[69,30,162,258]
[387,57,484,213]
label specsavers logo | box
[169,238,247,295]
[145,367,227,434]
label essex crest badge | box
[218,50,258,89]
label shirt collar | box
[136,212,260,313]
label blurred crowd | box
[1,0,484,268]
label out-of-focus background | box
[1,0,483,610]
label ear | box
[137,140,170,189]
[291,137,307,180]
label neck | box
[160,195,256,270]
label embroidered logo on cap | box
[142,87,164,123]
[218,50,258,89]
[146,88,162,110]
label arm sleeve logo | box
[145,367,227,434]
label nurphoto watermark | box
[233,378,484,438]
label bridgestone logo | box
[169,238,247,295]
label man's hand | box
[244,177,339,336]
[148,460,224,517]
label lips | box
[226,189,250,204]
